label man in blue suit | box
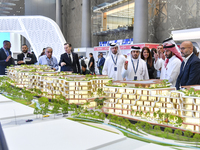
[176,41,200,90]
[0,40,14,75]
[97,53,105,75]
[59,43,80,73]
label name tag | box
[134,76,137,80]
[114,67,117,71]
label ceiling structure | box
[0,0,24,16]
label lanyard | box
[131,59,139,75]
[111,54,118,65]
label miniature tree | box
[164,127,172,138]
[174,129,182,140]
[158,112,164,122]
[112,115,118,124]
[169,115,175,123]
[193,133,200,147]
[94,98,100,106]
[176,117,183,127]
[51,103,60,119]
[41,103,49,120]
[108,80,113,85]
[25,93,34,105]
[145,122,152,133]
[84,102,90,109]
[157,110,161,114]
[145,111,150,119]
[139,111,143,117]
[140,121,146,130]
[184,130,193,141]
[117,117,122,127]
[154,125,161,135]
[33,103,40,118]
[153,112,157,119]
[99,113,106,121]
[130,124,136,132]
[135,122,142,132]
[61,103,69,116]
[107,114,113,122]
[131,110,135,116]
[164,113,170,124]
[135,110,140,116]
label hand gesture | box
[61,62,66,66]
[160,52,165,60]
[124,61,128,70]
[5,55,11,62]
[153,51,159,62]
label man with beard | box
[17,44,36,65]
[176,41,200,90]
[102,43,126,80]
[160,44,183,87]
[122,46,149,81]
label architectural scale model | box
[6,65,200,132]
[103,80,200,132]
[7,65,112,108]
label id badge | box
[114,67,117,71]
[134,76,137,80]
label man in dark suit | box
[176,41,200,90]
[0,40,14,75]
[59,43,80,73]
[17,44,36,65]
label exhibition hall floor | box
[0,94,174,150]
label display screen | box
[0,32,10,48]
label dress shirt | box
[183,52,193,69]
[3,47,9,57]
[38,55,59,71]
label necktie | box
[69,54,72,64]
[181,61,185,72]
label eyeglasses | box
[180,47,191,50]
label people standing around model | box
[158,44,183,87]
[122,46,149,81]
[97,52,105,75]
[141,47,155,79]
[88,53,95,74]
[38,47,59,71]
[176,41,200,90]
[154,44,165,79]
[102,43,126,80]
[17,44,36,65]
[59,43,80,73]
[0,40,14,75]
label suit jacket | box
[176,53,200,90]
[17,53,36,65]
[0,48,14,75]
[59,52,80,73]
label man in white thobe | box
[102,43,126,80]
[122,46,149,80]
[159,44,183,87]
